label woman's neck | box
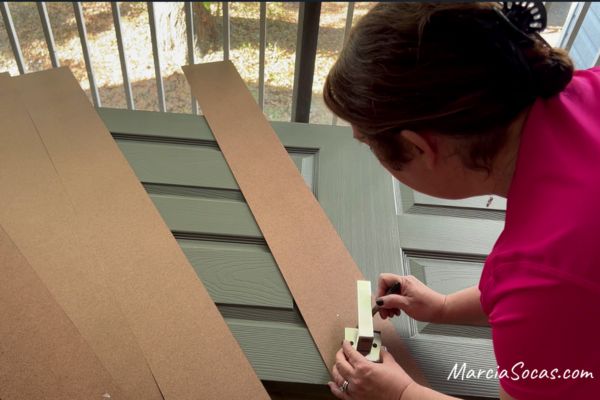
[487,107,531,198]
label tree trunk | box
[193,3,220,55]
[153,2,221,62]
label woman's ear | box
[399,130,436,170]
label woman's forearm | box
[401,382,461,400]
[434,286,489,326]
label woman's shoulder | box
[561,66,600,103]
[496,65,600,283]
[574,66,600,79]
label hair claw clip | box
[501,1,547,34]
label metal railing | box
[0,1,338,120]
[37,2,58,68]
[111,2,134,110]
[0,1,25,75]
[184,2,197,114]
[223,2,230,61]
[73,1,100,107]
[291,2,321,123]
[0,2,594,123]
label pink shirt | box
[479,67,600,399]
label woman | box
[323,2,600,400]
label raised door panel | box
[394,178,504,397]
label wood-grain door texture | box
[99,108,503,398]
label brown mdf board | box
[0,225,122,400]
[11,68,269,400]
[183,61,427,385]
[0,74,160,399]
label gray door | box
[393,187,505,397]
[100,107,501,397]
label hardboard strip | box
[0,225,122,399]
[0,74,163,399]
[183,61,427,384]
[12,67,269,400]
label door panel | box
[100,107,500,397]
[396,180,506,221]
[117,140,316,192]
[179,239,293,308]
[405,255,490,340]
[394,179,504,396]
[413,192,507,211]
[150,193,261,237]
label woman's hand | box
[376,274,447,323]
[328,340,415,400]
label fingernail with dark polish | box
[376,298,384,306]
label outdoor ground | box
[0,2,568,125]
[0,2,378,124]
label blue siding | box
[570,2,600,69]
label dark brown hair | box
[324,2,574,171]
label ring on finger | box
[339,380,349,393]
